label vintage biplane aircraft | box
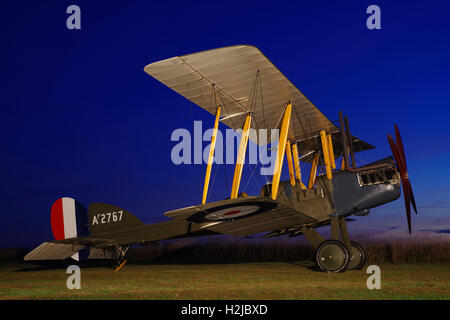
[25,45,417,272]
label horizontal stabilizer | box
[24,242,85,261]
[49,237,117,247]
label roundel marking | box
[204,205,260,221]
[224,210,241,216]
[187,201,278,223]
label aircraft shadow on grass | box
[14,245,323,272]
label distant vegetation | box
[2,235,449,264]
[124,235,450,264]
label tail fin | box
[50,197,89,261]
[26,198,142,262]
[88,203,143,236]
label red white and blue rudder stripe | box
[50,197,89,261]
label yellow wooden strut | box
[230,114,252,199]
[341,156,346,170]
[202,106,221,204]
[308,152,320,189]
[320,130,332,180]
[271,103,292,200]
[327,134,336,170]
[285,140,296,186]
[291,142,307,190]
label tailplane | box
[25,198,143,263]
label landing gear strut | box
[104,245,129,271]
[301,217,367,272]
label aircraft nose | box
[332,171,401,216]
[352,183,401,213]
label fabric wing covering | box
[144,45,373,157]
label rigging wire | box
[186,82,204,198]
[216,89,237,130]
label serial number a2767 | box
[92,211,123,225]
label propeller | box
[387,125,417,234]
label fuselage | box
[271,157,401,223]
[80,157,402,245]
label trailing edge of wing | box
[164,196,318,237]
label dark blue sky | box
[1,1,449,247]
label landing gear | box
[347,241,367,270]
[315,240,350,273]
[104,245,129,271]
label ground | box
[0,261,449,299]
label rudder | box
[50,197,89,261]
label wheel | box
[315,240,350,273]
[347,241,367,270]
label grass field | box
[0,261,449,300]
[1,238,449,300]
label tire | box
[347,241,367,270]
[315,240,350,273]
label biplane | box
[25,45,417,272]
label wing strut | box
[202,106,222,204]
[271,102,292,200]
[292,142,307,190]
[285,140,296,186]
[308,152,320,189]
[230,113,252,199]
[327,133,336,169]
[339,110,350,170]
[344,115,356,169]
[320,129,333,180]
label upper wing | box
[144,45,373,156]
[164,196,318,237]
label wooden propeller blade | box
[388,133,412,234]
[387,134,405,173]
[394,124,407,170]
[408,180,418,214]
[394,125,418,215]
[404,180,412,234]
